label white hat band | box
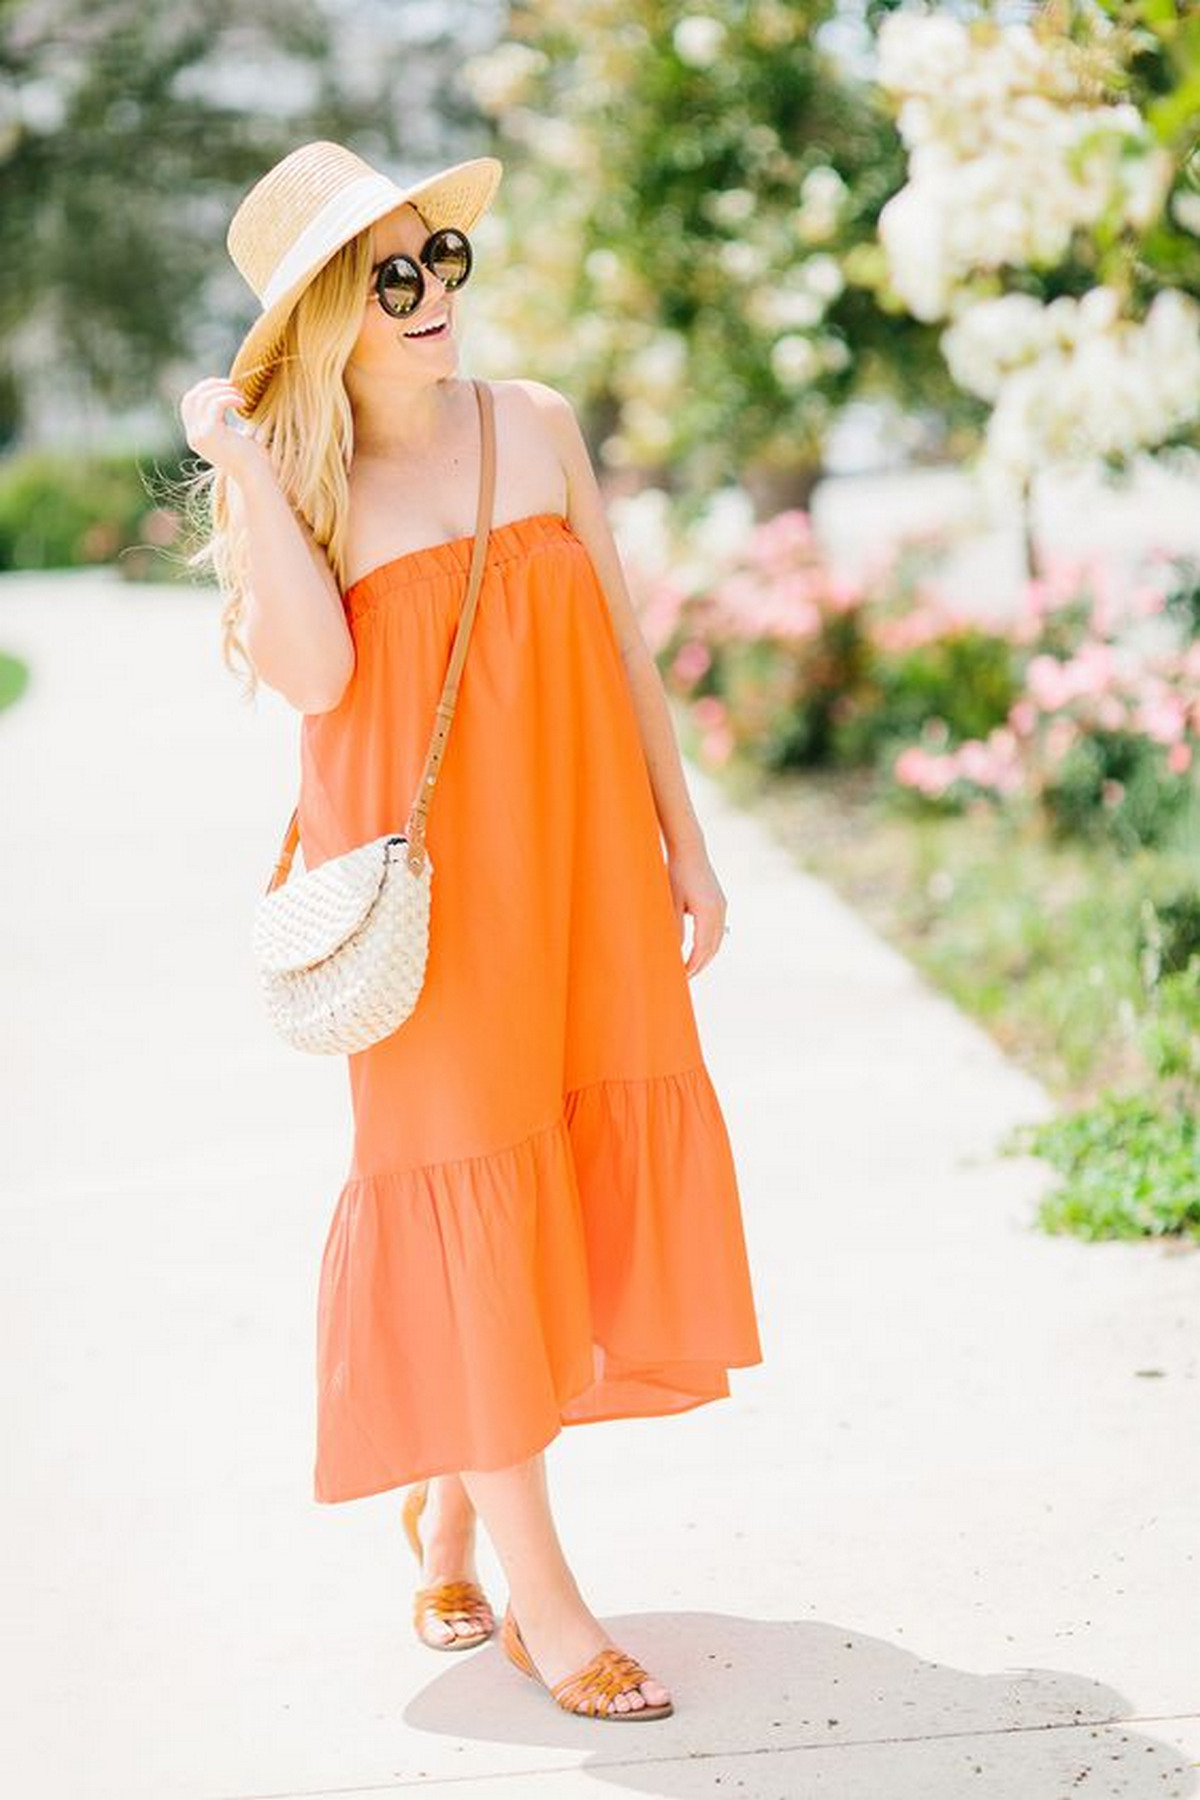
[260,172,405,310]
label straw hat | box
[225,139,503,410]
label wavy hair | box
[177,221,381,703]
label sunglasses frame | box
[373,227,474,320]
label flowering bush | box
[617,488,1019,775]
[892,551,1200,849]
[940,287,1200,480]
[875,13,1173,322]
[872,5,1200,482]
[460,0,968,498]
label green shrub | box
[1041,729,1194,851]
[0,650,29,711]
[839,626,1019,767]
[0,447,193,580]
[1137,886,1200,983]
[1005,1092,1200,1240]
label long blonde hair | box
[179,222,380,702]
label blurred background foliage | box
[460,0,978,515]
[4,0,1193,572]
[0,0,496,451]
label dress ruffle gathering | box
[299,510,763,1504]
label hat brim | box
[228,154,502,412]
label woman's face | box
[346,202,461,386]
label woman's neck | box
[347,372,467,461]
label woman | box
[179,140,763,1723]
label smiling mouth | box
[404,315,449,340]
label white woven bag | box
[251,377,497,1055]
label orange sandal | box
[402,1480,496,1652]
[500,1604,674,1720]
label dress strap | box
[266,377,497,893]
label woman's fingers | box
[682,898,725,977]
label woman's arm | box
[179,375,354,714]
[227,459,355,714]
[524,379,729,976]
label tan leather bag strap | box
[266,375,497,894]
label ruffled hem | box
[313,1064,763,1504]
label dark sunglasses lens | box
[426,229,472,289]
[377,256,421,316]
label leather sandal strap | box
[414,1578,493,1621]
[551,1646,654,1715]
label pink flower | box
[1074,640,1117,695]
[824,574,862,615]
[1129,582,1168,618]
[746,510,814,574]
[1168,741,1193,774]
[700,724,736,766]
[1027,655,1072,710]
[639,576,691,653]
[1045,718,1078,765]
[1135,693,1187,744]
[671,639,712,685]
[894,745,956,797]
[692,695,727,728]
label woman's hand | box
[178,376,273,487]
[666,836,729,978]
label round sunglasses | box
[373,227,474,320]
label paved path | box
[2,570,1196,1799]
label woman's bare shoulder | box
[494,375,574,424]
[493,377,585,475]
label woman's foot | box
[509,1590,671,1714]
[406,1475,494,1647]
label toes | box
[450,1612,491,1638]
[606,1688,647,1713]
[641,1680,669,1706]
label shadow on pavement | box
[403,1610,1194,1798]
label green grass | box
[0,651,29,712]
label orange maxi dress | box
[298,508,764,1504]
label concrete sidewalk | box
[2,570,1196,1800]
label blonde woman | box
[179,141,762,1723]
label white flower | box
[794,164,848,242]
[801,165,848,211]
[749,287,826,331]
[719,238,770,281]
[817,335,852,373]
[621,396,675,457]
[705,187,757,228]
[960,287,1200,479]
[941,293,1052,400]
[877,179,953,321]
[459,42,549,114]
[877,13,971,99]
[801,254,845,304]
[692,487,756,562]
[628,331,689,397]
[673,15,727,68]
[771,334,822,387]
[1171,188,1200,237]
[875,16,1174,319]
[609,488,675,580]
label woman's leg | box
[413,1473,492,1644]
[459,1449,671,1713]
